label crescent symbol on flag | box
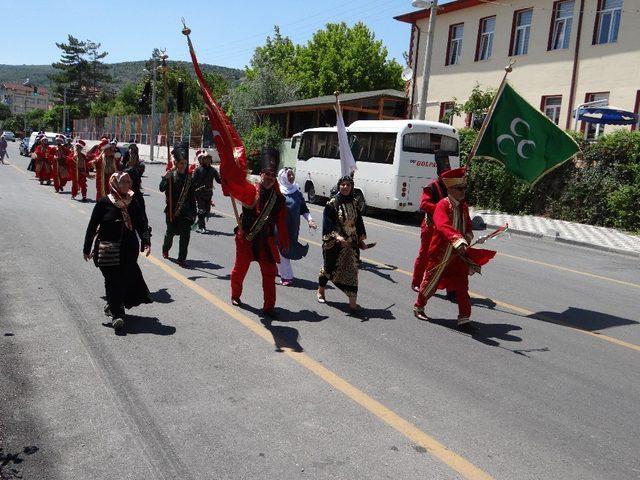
[497,134,515,154]
[517,140,536,159]
[510,118,530,137]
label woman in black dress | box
[316,176,367,312]
[83,172,152,330]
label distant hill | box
[0,61,244,91]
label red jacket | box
[424,197,473,292]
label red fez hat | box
[440,167,467,188]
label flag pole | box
[466,60,515,167]
[161,51,174,223]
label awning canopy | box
[575,106,639,125]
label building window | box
[510,9,533,56]
[439,102,455,124]
[476,16,496,61]
[446,23,464,66]
[549,1,574,50]
[594,0,622,44]
[582,92,609,138]
[541,96,562,124]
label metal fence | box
[73,112,215,149]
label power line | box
[204,2,405,65]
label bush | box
[242,121,283,173]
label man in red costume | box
[413,167,476,329]
[51,135,72,193]
[230,148,289,318]
[70,139,89,201]
[90,140,118,200]
[33,136,53,185]
[412,174,449,291]
[412,151,453,291]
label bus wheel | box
[353,190,367,215]
[306,183,317,204]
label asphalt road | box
[1,141,639,480]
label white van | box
[28,131,59,151]
[295,120,460,213]
[280,132,301,170]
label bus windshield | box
[402,132,459,156]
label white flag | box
[336,103,357,177]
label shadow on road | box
[280,277,333,292]
[177,259,223,271]
[261,323,304,352]
[240,303,329,324]
[149,288,173,304]
[529,307,638,332]
[324,300,396,322]
[0,445,40,480]
[197,229,234,237]
[360,261,398,284]
[102,315,176,336]
[427,317,534,355]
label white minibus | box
[295,120,460,213]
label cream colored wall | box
[409,0,640,131]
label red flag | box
[183,29,256,206]
[465,247,496,266]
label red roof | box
[394,0,485,24]
[1,82,48,94]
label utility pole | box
[62,88,67,133]
[150,56,158,163]
[414,0,438,120]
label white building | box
[395,0,640,135]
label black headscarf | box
[335,175,355,204]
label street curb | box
[483,221,640,258]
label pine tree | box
[49,35,112,116]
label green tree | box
[294,22,403,97]
[50,35,112,117]
[0,104,11,121]
[452,84,496,129]
[250,26,298,77]
[243,121,283,173]
[227,66,299,135]
[86,40,112,99]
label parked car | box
[19,137,29,156]
[27,131,58,151]
[2,131,15,142]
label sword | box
[471,223,509,246]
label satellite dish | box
[401,67,414,82]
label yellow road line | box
[210,203,640,353]
[306,203,639,289]
[145,253,493,480]
[9,177,490,478]
[497,252,640,289]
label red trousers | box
[71,173,88,199]
[52,161,69,192]
[415,260,471,320]
[412,225,433,287]
[230,234,277,310]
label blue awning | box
[575,106,639,125]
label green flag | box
[474,82,580,185]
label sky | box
[0,0,438,70]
